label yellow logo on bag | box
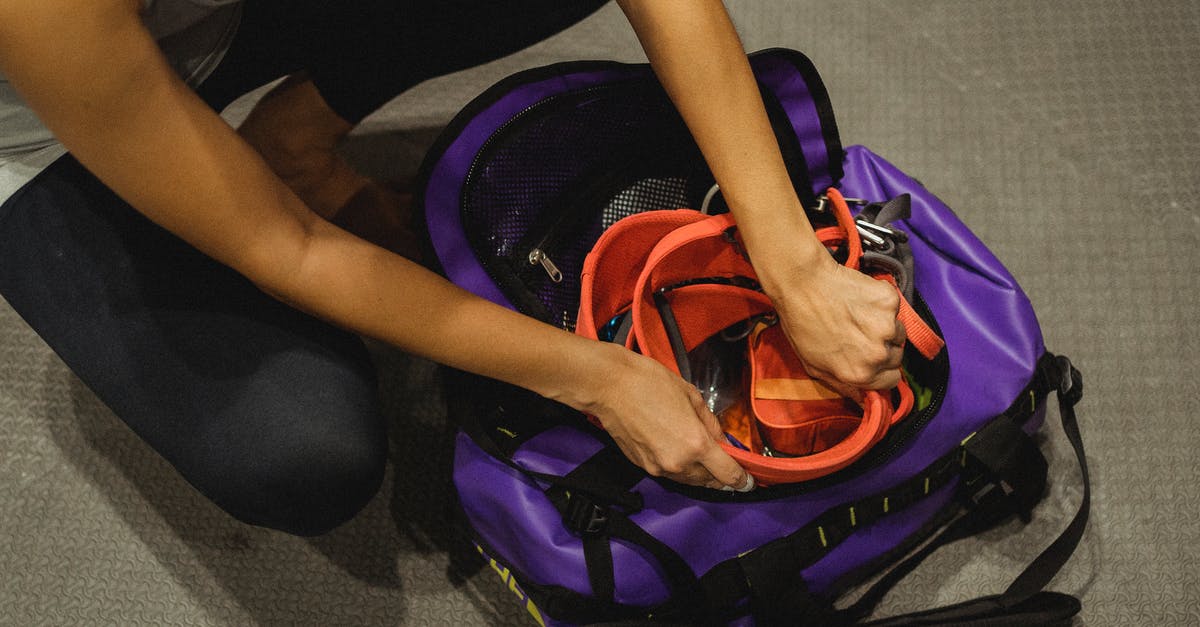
[476,543,547,626]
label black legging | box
[200,1,612,122]
[0,0,608,536]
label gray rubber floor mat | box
[2,1,1197,625]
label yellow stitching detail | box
[960,432,977,446]
[1030,390,1037,413]
[924,477,930,495]
[960,449,968,467]
[883,497,890,513]
[818,526,828,547]
[850,507,857,527]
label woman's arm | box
[617,0,905,393]
[0,0,751,490]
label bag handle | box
[848,356,1088,626]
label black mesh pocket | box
[460,79,715,328]
[458,76,811,329]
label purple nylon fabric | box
[840,144,1045,453]
[444,53,1048,623]
[802,481,958,594]
[454,149,1046,615]
[749,53,833,193]
[455,433,669,604]
[424,67,639,309]
[455,432,595,595]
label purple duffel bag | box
[415,49,1088,626]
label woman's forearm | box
[616,0,829,295]
[268,219,626,408]
[0,0,615,410]
[616,1,906,392]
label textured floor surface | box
[2,1,1198,625]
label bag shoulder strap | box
[749,48,845,198]
[852,354,1089,626]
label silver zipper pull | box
[528,248,563,283]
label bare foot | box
[238,74,424,262]
[332,178,424,263]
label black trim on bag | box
[458,398,1054,626]
[414,48,844,299]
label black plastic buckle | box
[1055,355,1084,407]
[965,477,1023,523]
[960,418,1048,525]
[1038,354,1083,408]
[563,491,609,536]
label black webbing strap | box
[851,355,1088,626]
[545,446,643,605]
[697,453,965,624]
[460,405,643,510]
[544,445,708,620]
[464,406,709,619]
[737,541,845,626]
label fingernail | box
[736,474,756,492]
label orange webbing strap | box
[576,205,935,484]
[631,212,768,374]
[578,210,709,342]
[824,188,863,271]
[824,188,944,360]
[897,291,944,360]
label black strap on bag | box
[455,355,1087,626]
[845,354,1088,626]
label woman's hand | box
[617,0,906,395]
[768,254,906,396]
[573,343,754,492]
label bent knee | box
[206,424,387,536]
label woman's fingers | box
[596,353,753,491]
[771,263,914,393]
[687,385,755,491]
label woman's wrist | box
[535,336,630,415]
[742,224,833,300]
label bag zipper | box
[461,80,653,283]
[527,248,563,283]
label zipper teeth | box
[872,291,949,460]
[463,81,664,296]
